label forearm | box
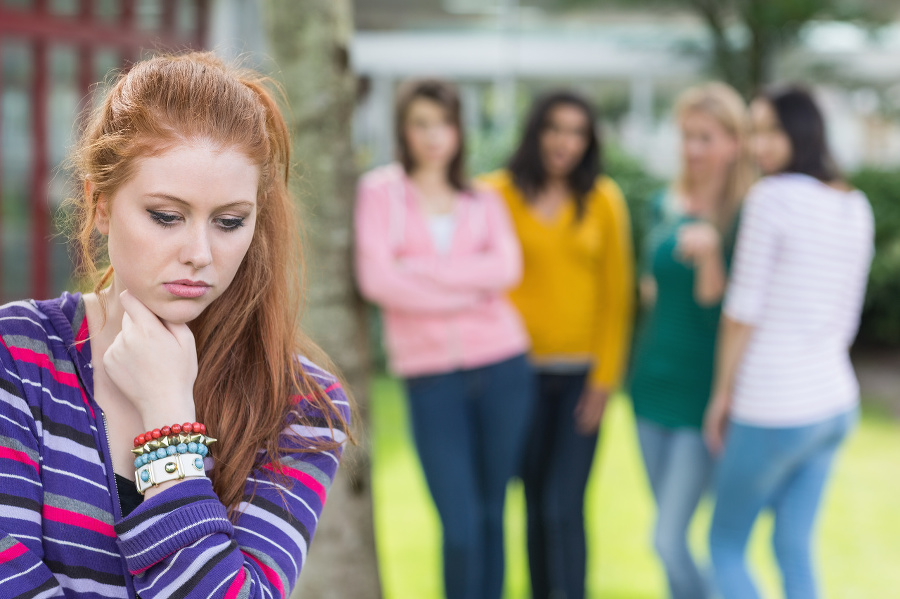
[0,533,64,597]
[591,274,635,389]
[119,445,341,597]
[693,252,726,306]
[712,315,754,399]
[357,259,482,313]
[402,196,523,292]
[402,249,521,292]
[639,275,657,309]
[120,383,348,597]
[593,215,636,388]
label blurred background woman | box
[355,79,534,599]
[629,82,754,599]
[480,91,634,599]
[705,86,874,599]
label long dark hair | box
[395,78,467,191]
[758,85,840,182]
[507,90,602,220]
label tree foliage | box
[546,0,891,96]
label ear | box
[89,181,111,235]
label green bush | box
[849,168,900,347]
[604,144,665,271]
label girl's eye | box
[217,217,245,231]
[148,210,180,227]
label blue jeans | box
[404,354,535,599]
[636,419,714,599]
[709,408,858,599]
[521,370,597,599]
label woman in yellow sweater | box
[480,91,634,599]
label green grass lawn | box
[371,376,900,598]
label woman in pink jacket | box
[355,79,534,599]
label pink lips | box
[163,280,210,299]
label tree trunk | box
[263,2,383,598]
[744,6,771,97]
[690,0,747,96]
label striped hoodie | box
[0,292,349,598]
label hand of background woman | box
[703,391,731,455]
[574,386,610,435]
[103,290,198,428]
[676,221,720,264]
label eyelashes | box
[147,210,246,232]
[148,210,179,227]
[216,217,246,231]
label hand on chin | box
[103,290,199,427]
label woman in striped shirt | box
[0,52,349,598]
[704,86,874,599]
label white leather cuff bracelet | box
[135,452,206,494]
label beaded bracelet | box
[131,435,216,468]
[131,422,216,469]
[133,422,207,448]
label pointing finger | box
[119,290,165,331]
[121,310,135,333]
[161,319,197,351]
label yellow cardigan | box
[479,170,635,389]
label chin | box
[547,163,574,178]
[148,300,211,325]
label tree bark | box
[690,0,746,95]
[742,0,774,97]
[263,2,382,598]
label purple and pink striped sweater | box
[0,292,350,598]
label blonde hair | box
[673,82,756,231]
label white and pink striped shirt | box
[725,173,874,426]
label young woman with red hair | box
[0,52,349,597]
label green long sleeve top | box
[629,189,738,430]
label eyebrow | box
[144,193,255,211]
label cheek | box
[711,139,738,167]
[405,127,425,152]
[539,132,556,155]
[686,139,710,160]
[107,214,152,269]
[775,138,792,165]
[222,229,256,278]
[445,126,460,150]
[434,125,458,153]
[564,138,584,159]
[752,135,770,160]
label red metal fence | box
[0,0,208,301]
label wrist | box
[131,421,214,496]
[712,385,732,403]
[696,247,721,265]
[139,402,196,432]
[135,451,207,494]
[141,477,188,500]
[587,384,611,397]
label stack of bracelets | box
[131,422,216,494]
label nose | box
[180,225,213,270]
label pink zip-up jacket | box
[355,163,530,377]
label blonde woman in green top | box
[629,83,755,599]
